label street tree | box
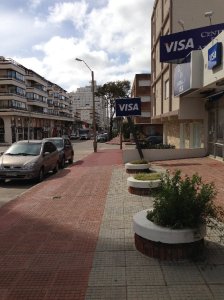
[96,80,130,139]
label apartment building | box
[131,73,162,137]
[151,0,224,155]
[69,84,107,131]
[0,56,73,144]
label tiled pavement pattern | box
[0,149,122,299]
[85,157,224,300]
[152,157,224,208]
[0,144,224,299]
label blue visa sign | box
[160,23,224,63]
[208,42,222,69]
[115,98,141,117]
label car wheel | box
[68,155,74,164]
[53,162,59,173]
[37,167,44,182]
[60,156,65,169]
[0,179,5,184]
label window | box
[44,142,56,153]
[26,92,34,99]
[7,70,24,82]
[8,86,25,96]
[138,80,150,87]
[190,122,202,148]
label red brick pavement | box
[152,157,224,209]
[0,149,123,300]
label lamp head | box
[204,11,213,17]
[178,19,184,26]
[75,58,83,62]
[178,19,185,31]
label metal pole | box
[75,58,97,152]
[120,118,123,150]
[92,71,97,152]
[127,117,144,160]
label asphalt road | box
[0,139,120,208]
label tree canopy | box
[96,80,130,100]
[95,80,131,138]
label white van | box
[79,129,91,140]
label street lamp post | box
[75,58,97,152]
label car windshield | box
[48,139,64,148]
[5,143,42,156]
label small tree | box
[95,80,130,139]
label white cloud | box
[6,0,154,92]
[48,1,88,28]
[28,0,43,9]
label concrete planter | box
[127,176,161,195]
[125,162,150,174]
[123,148,207,164]
[133,209,206,260]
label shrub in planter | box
[130,159,149,164]
[147,170,217,229]
[125,159,150,174]
[138,142,175,149]
[134,172,161,181]
[133,170,222,260]
[128,172,161,196]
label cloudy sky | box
[0,0,154,92]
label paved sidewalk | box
[0,149,224,299]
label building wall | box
[69,84,106,131]
[0,57,73,144]
[131,74,151,123]
[151,0,224,150]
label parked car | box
[70,133,79,140]
[44,137,74,168]
[145,135,163,145]
[0,140,60,183]
[79,129,91,140]
[97,133,109,143]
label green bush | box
[139,142,175,149]
[147,170,217,229]
[134,173,161,181]
[130,159,148,164]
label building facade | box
[0,56,73,144]
[69,84,107,132]
[151,0,224,157]
[131,73,162,137]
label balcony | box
[0,100,27,111]
[25,71,47,86]
[27,98,48,108]
[26,86,48,98]
[0,77,26,89]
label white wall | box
[123,148,207,163]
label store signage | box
[173,63,191,96]
[208,42,222,69]
[160,23,224,63]
[115,98,141,117]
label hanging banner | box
[160,23,224,63]
[115,98,141,117]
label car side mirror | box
[43,151,50,156]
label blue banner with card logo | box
[160,23,224,63]
[208,42,222,69]
[115,98,141,117]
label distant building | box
[69,83,107,131]
[0,56,73,143]
[131,73,162,137]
